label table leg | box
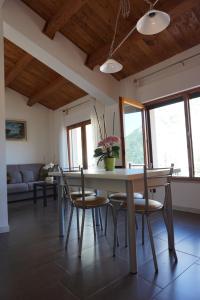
[95,189,100,226]
[33,184,37,204]
[126,180,137,274]
[165,184,175,252]
[53,184,57,200]
[57,176,65,237]
[43,185,47,207]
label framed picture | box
[5,120,27,140]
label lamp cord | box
[110,0,159,58]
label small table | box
[33,181,57,207]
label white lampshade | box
[136,9,170,35]
[100,58,123,74]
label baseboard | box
[173,205,200,214]
[0,225,10,233]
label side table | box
[33,181,57,207]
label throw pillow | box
[10,171,23,184]
[21,170,35,183]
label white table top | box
[49,168,178,181]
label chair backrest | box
[129,163,174,212]
[80,168,86,205]
[59,166,86,206]
[62,166,81,172]
[59,166,74,203]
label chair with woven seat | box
[113,164,177,272]
[60,167,97,237]
[62,168,116,257]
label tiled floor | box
[0,199,200,300]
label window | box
[189,93,200,177]
[67,120,94,169]
[124,104,144,165]
[119,97,145,167]
[146,88,200,178]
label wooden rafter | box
[27,77,66,106]
[43,0,88,39]
[85,0,199,70]
[5,53,33,86]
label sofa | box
[7,163,53,202]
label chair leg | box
[162,209,178,262]
[142,214,145,245]
[135,216,138,230]
[99,208,103,231]
[125,211,128,248]
[115,209,120,247]
[65,205,74,249]
[104,205,108,236]
[92,208,96,240]
[76,207,80,240]
[78,208,86,257]
[146,215,158,273]
[109,203,117,257]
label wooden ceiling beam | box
[27,77,66,106]
[43,0,88,39]
[85,0,199,70]
[5,53,33,86]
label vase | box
[104,157,116,171]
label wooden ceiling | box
[21,0,200,80]
[4,38,87,110]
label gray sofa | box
[7,163,51,202]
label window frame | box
[119,96,147,168]
[144,86,200,181]
[66,119,91,170]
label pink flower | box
[98,136,120,147]
[104,136,120,145]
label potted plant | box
[94,136,120,170]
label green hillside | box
[125,127,144,163]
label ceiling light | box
[136,9,170,35]
[100,58,123,74]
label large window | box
[67,120,95,169]
[124,104,144,165]
[119,97,145,167]
[190,93,200,177]
[146,88,200,178]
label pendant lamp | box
[136,9,170,35]
[100,58,123,74]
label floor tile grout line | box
[152,260,200,300]
[140,252,199,292]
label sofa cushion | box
[28,181,45,191]
[7,183,28,194]
[19,164,44,181]
[21,170,35,183]
[10,171,23,184]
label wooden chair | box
[61,168,116,257]
[113,164,177,272]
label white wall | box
[120,44,200,102]
[0,8,9,233]
[5,88,51,165]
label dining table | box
[50,167,178,274]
